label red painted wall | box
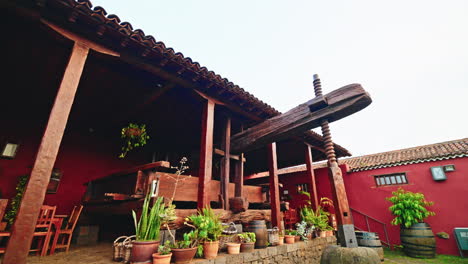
[282,158,468,256]
[0,121,148,216]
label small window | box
[374,173,408,187]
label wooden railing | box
[350,207,391,248]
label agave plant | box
[132,191,175,241]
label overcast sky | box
[92,0,467,156]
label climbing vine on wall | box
[4,175,29,227]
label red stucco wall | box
[282,157,468,256]
[0,123,148,215]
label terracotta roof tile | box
[342,138,468,172]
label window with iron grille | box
[374,173,408,187]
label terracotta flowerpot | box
[284,235,295,244]
[306,234,312,240]
[226,243,241,254]
[294,235,300,242]
[326,230,334,237]
[320,231,327,238]
[152,252,172,264]
[240,242,255,253]
[171,247,197,264]
[278,236,284,245]
[203,241,219,260]
[131,240,160,264]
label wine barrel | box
[355,231,384,261]
[400,222,436,258]
[247,220,268,248]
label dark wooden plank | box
[328,163,353,225]
[231,84,372,153]
[88,161,170,183]
[220,116,231,210]
[267,143,282,231]
[0,199,7,224]
[214,148,246,162]
[305,145,319,209]
[197,100,215,209]
[3,43,89,264]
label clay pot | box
[294,235,301,242]
[320,231,327,238]
[306,234,312,240]
[171,247,197,264]
[131,240,160,263]
[284,235,295,244]
[203,241,219,259]
[278,236,284,245]
[152,252,172,264]
[226,243,241,254]
[240,242,255,253]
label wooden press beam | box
[230,84,372,153]
[305,145,319,209]
[197,100,215,209]
[220,116,231,210]
[3,43,89,264]
[267,143,282,231]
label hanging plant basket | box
[119,123,150,158]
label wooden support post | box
[267,143,282,231]
[305,145,319,209]
[234,153,244,197]
[3,43,89,264]
[197,100,215,209]
[220,116,231,210]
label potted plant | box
[278,230,285,245]
[119,123,150,158]
[386,188,436,258]
[295,221,313,241]
[131,191,175,263]
[300,196,333,238]
[284,230,297,244]
[152,241,172,264]
[170,230,199,264]
[238,232,256,253]
[187,207,224,259]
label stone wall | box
[193,237,337,264]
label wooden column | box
[197,100,215,209]
[267,143,281,230]
[220,116,231,210]
[305,145,319,209]
[3,43,89,264]
[234,153,244,197]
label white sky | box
[92,0,467,156]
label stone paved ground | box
[2,243,466,264]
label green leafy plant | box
[296,221,314,240]
[238,232,256,243]
[187,207,224,242]
[386,188,435,228]
[299,194,333,232]
[4,175,28,227]
[119,123,150,158]
[132,191,176,241]
[285,229,298,236]
[158,240,172,255]
[171,230,200,249]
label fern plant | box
[386,188,435,228]
[119,123,150,158]
[187,207,224,242]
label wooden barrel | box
[355,231,384,261]
[247,220,268,248]
[400,222,436,258]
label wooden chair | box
[0,205,56,256]
[283,208,298,230]
[50,205,83,254]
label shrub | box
[386,188,435,228]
